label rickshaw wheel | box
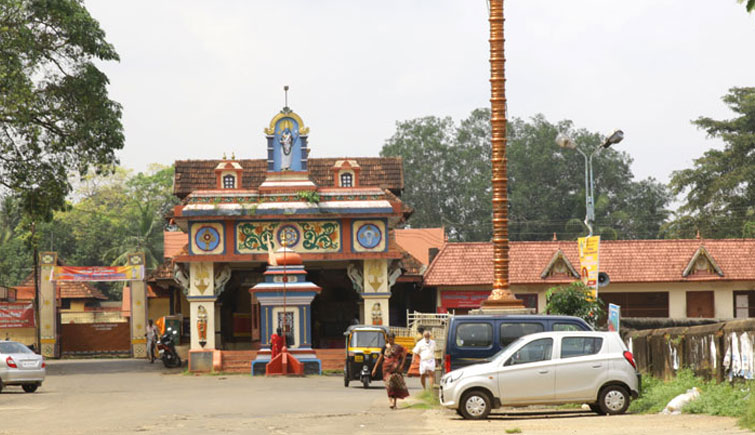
[344,363,350,387]
[361,375,370,389]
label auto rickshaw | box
[343,325,387,388]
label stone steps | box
[217,349,346,373]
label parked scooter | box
[157,327,182,368]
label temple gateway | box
[170,106,412,370]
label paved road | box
[0,359,747,434]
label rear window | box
[553,322,583,332]
[560,337,604,358]
[455,323,493,348]
[0,342,33,354]
[500,322,544,347]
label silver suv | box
[440,331,640,420]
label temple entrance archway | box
[37,251,148,358]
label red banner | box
[0,303,35,328]
[440,291,490,308]
[51,265,144,282]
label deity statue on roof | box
[279,126,296,170]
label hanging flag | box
[578,235,600,298]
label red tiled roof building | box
[424,239,755,318]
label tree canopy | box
[0,0,123,222]
[381,109,671,241]
[0,165,178,298]
[664,87,755,239]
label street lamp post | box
[555,130,624,237]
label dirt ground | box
[0,359,748,434]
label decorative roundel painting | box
[277,224,300,248]
[195,226,221,252]
[356,223,382,249]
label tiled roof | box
[395,228,445,265]
[147,260,174,281]
[173,157,404,198]
[164,231,188,259]
[19,273,107,300]
[423,239,755,286]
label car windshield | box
[0,342,33,354]
[486,336,526,362]
[350,331,385,348]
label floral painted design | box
[238,222,278,251]
[301,222,340,250]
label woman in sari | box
[372,332,409,409]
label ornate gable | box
[540,249,579,279]
[682,246,724,277]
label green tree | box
[0,0,124,222]
[105,165,178,269]
[381,116,457,235]
[0,164,177,298]
[664,87,755,239]
[382,110,671,241]
[738,0,755,13]
[545,281,605,329]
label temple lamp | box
[555,129,624,236]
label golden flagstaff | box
[483,0,524,308]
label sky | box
[86,0,755,185]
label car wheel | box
[22,384,38,393]
[0,381,4,394]
[599,385,630,415]
[455,408,464,417]
[344,363,349,387]
[459,390,492,420]
[589,403,605,415]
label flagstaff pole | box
[482,0,525,309]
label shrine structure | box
[170,105,409,371]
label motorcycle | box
[157,327,182,368]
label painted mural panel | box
[236,220,341,254]
[189,222,225,255]
[352,220,387,252]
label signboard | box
[608,303,620,332]
[0,303,35,328]
[578,235,600,297]
[51,266,144,282]
[440,291,490,308]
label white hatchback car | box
[440,331,640,419]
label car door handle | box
[538,370,549,374]
[592,364,602,368]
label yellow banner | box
[578,236,600,297]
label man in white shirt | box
[412,330,437,390]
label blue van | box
[443,315,593,372]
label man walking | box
[412,330,437,390]
[146,319,159,363]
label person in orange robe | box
[270,328,284,359]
